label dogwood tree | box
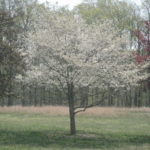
[23,12,148,135]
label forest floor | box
[0,106,150,150]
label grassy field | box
[0,106,150,150]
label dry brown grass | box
[80,107,150,116]
[0,106,150,116]
[0,106,69,116]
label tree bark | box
[67,82,76,135]
[21,84,26,106]
[69,104,76,135]
[34,87,37,106]
[7,81,13,106]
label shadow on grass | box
[0,129,150,149]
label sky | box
[39,0,83,9]
[39,0,142,9]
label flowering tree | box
[133,21,150,63]
[24,12,147,135]
[133,20,150,92]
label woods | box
[0,0,150,135]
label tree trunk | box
[29,86,33,105]
[67,82,76,135]
[69,104,76,135]
[21,84,26,106]
[7,82,13,106]
[1,98,5,107]
[34,87,37,106]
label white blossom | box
[23,12,147,90]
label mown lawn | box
[0,107,150,150]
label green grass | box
[0,108,150,150]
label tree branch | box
[74,99,104,114]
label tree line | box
[0,84,149,108]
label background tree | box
[132,0,150,106]
[75,0,142,48]
[76,0,140,29]
[0,10,25,105]
[0,0,40,105]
